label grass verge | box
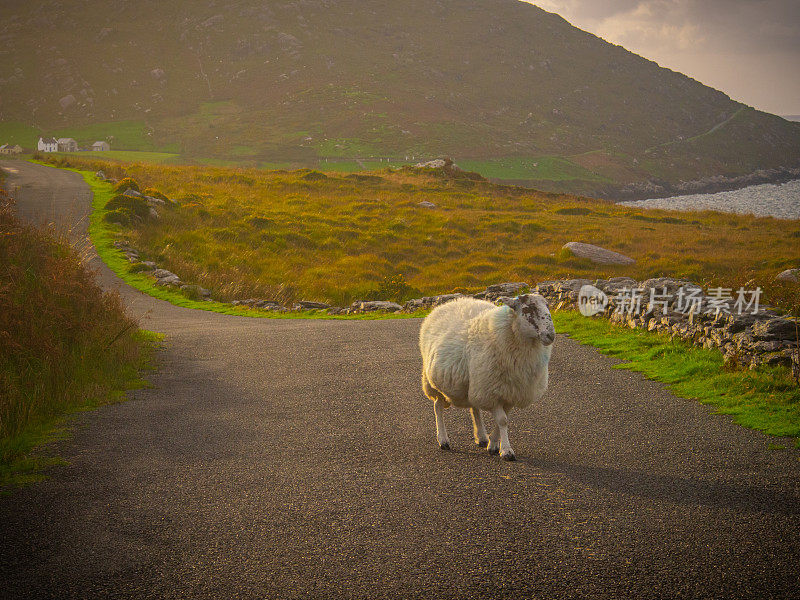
[0,186,162,491]
[553,310,800,446]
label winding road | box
[2,161,799,599]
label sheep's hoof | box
[488,445,499,455]
[501,452,516,462]
[439,441,451,451]
[476,439,489,448]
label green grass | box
[553,310,800,446]
[0,330,161,491]
[81,169,425,320]
[52,120,174,152]
[44,155,800,313]
[76,150,180,163]
[0,121,40,147]
[457,156,611,182]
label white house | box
[91,141,110,151]
[56,137,78,152]
[0,144,23,154]
[37,137,58,152]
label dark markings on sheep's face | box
[516,294,555,346]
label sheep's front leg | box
[433,399,450,450]
[470,407,489,447]
[489,406,515,461]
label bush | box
[105,194,150,221]
[143,187,168,201]
[103,209,130,226]
[375,274,414,302]
[113,177,140,194]
[0,190,148,479]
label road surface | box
[1,161,799,599]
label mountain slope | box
[1,0,798,188]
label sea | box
[619,179,800,220]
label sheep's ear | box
[502,296,520,310]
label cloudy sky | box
[528,0,800,116]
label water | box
[619,179,800,220]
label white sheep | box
[419,294,555,461]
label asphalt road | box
[1,161,799,599]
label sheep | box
[419,294,555,461]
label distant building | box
[37,137,58,152]
[56,137,78,152]
[0,144,23,154]
[91,141,110,151]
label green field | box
[457,156,612,182]
[43,155,800,314]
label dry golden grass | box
[47,156,800,309]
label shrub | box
[143,187,168,201]
[375,274,414,302]
[0,190,147,478]
[113,177,140,194]
[105,194,150,221]
[301,170,328,181]
[103,210,130,226]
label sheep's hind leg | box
[489,406,515,461]
[423,374,451,450]
[470,408,489,447]
[433,399,451,450]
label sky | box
[528,0,800,116]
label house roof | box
[56,137,76,144]
[92,141,108,146]
[40,137,57,144]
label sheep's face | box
[510,294,555,346]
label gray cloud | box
[528,1,800,114]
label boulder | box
[776,268,800,283]
[354,300,403,312]
[95,171,106,180]
[562,242,635,266]
[416,159,447,168]
[123,189,143,197]
[153,268,177,279]
[752,318,798,341]
[486,282,529,296]
[59,94,76,109]
[418,201,436,208]
[297,301,331,310]
[155,274,181,286]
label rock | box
[180,284,211,298]
[95,171,106,180]
[140,261,157,270]
[145,196,165,205]
[776,268,800,283]
[752,318,798,341]
[562,242,635,266]
[150,67,165,80]
[123,189,142,197]
[354,300,403,312]
[148,207,159,220]
[416,159,447,168]
[155,274,181,286]
[59,94,76,110]
[486,282,529,296]
[417,201,436,208]
[297,301,330,310]
[153,268,177,279]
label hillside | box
[1,0,799,192]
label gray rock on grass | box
[562,242,635,266]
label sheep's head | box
[507,294,555,346]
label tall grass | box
[42,155,800,311]
[0,188,155,487]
